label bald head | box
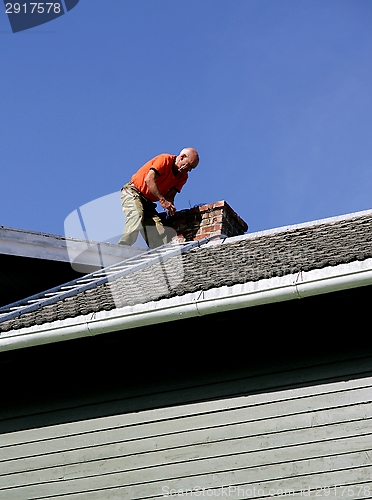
[175,148,199,173]
[180,148,199,163]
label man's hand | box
[159,197,176,216]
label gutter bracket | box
[193,290,205,316]
[294,271,304,299]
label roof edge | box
[217,208,372,246]
[1,258,372,352]
[0,226,143,267]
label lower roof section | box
[0,226,141,266]
[0,226,143,307]
[1,257,372,352]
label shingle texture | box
[1,212,372,332]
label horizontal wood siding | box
[0,378,371,500]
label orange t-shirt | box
[130,154,188,202]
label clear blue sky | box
[1,0,372,240]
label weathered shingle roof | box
[1,210,372,332]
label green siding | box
[0,378,371,500]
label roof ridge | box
[216,208,372,246]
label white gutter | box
[1,258,372,352]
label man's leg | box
[141,201,170,249]
[118,187,144,246]
[119,186,170,248]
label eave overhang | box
[1,257,371,352]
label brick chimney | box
[162,200,248,242]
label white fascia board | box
[1,258,372,352]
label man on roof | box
[118,148,199,248]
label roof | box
[1,208,372,345]
[0,225,142,307]
[0,226,141,266]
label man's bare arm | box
[164,187,177,204]
[144,170,176,216]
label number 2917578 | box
[5,3,62,14]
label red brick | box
[166,200,247,241]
